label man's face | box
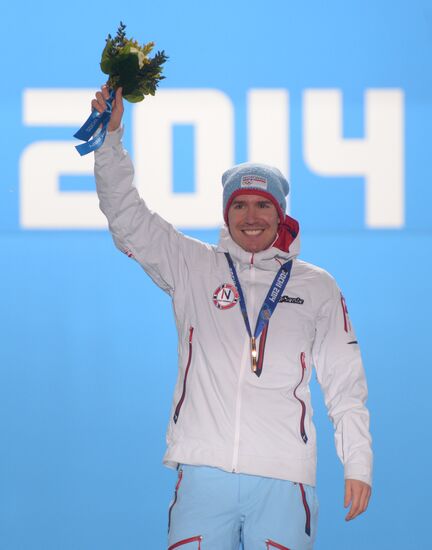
[227,194,280,253]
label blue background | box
[2,1,431,548]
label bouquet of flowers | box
[101,22,168,102]
[74,22,168,155]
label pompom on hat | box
[222,162,289,223]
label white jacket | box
[94,128,372,487]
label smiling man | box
[93,86,372,550]
[227,194,279,253]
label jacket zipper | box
[293,352,308,444]
[173,327,194,423]
[299,482,312,536]
[168,535,202,549]
[167,468,183,533]
[231,260,255,472]
[266,540,291,549]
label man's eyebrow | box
[232,198,272,204]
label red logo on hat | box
[241,175,268,189]
[212,284,239,310]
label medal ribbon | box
[73,88,115,156]
[224,253,293,375]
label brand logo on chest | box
[212,283,240,310]
[280,295,304,304]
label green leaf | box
[123,91,144,102]
[100,41,113,74]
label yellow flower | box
[130,47,146,69]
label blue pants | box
[167,465,318,550]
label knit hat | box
[222,162,289,223]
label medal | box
[251,337,258,372]
[225,253,293,376]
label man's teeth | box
[243,229,263,236]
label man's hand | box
[91,85,124,132]
[344,479,371,521]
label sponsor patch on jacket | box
[213,283,239,310]
[279,295,304,304]
[241,174,268,189]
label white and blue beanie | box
[222,162,289,223]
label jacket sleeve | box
[94,127,200,296]
[312,279,373,486]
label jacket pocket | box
[168,467,183,533]
[266,540,291,549]
[293,352,308,444]
[299,483,311,536]
[173,327,194,424]
[168,535,202,549]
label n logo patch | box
[212,283,239,310]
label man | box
[92,86,372,550]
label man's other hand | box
[344,479,371,521]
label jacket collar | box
[216,215,300,271]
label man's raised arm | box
[93,86,198,295]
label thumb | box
[115,87,123,104]
[107,87,124,132]
[115,87,124,110]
